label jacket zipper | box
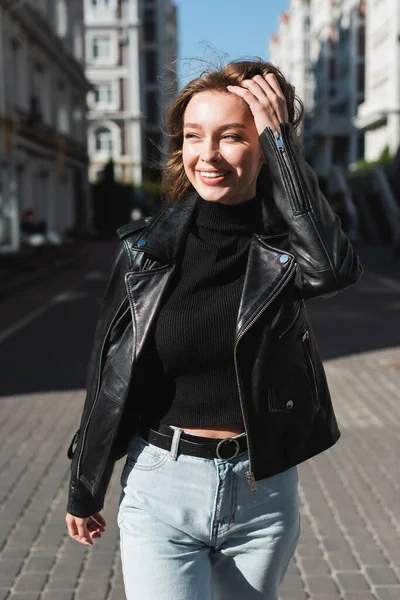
[269,128,303,214]
[234,259,296,493]
[279,125,310,208]
[76,296,128,478]
[301,329,319,407]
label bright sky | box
[174,0,289,87]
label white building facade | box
[355,0,400,161]
[85,0,178,184]
[0,0,90,252]
[269,0,366,179]
[269,1,314,160]
[309,0,366,178]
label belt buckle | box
[216,437,240,460]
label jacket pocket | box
[301,328,320,410]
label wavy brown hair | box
[160,59,304,202]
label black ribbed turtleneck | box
[152,195,263,428]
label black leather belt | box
[138,425,248,460]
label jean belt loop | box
[169,426,183,461]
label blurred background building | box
[269,0,400,248]
[0,0,90,252]
[355,0,400,162]
[84,0,178,184]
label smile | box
[198,171,227,178]
[196,170,231,186]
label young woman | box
[66,60,362,599]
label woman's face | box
[182,91,264,205]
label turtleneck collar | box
[196,195,264,234]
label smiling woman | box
[66,58,362,600]
[161,60,303,202]
[182,92,264,205]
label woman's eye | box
[184,133,198,139]
[222,134,241,141]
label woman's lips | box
[196,170,231,186]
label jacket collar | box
[131,192,198,265]
[132,191,289,265]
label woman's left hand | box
[227,74,289,136]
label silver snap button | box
[279,254,289,264]
[286,400,294,410]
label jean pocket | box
[126,436,169,471]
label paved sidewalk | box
[0,246,399,600]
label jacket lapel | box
[236,237,296,337]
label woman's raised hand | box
[66,512,106,546]
[227,73,289,136]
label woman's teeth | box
[199,171,226,178]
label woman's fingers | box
[227,83,262,111]
[92,512,107,528]
[243,76,288,122]
[263,73,285,100]
[227,72,289,134]
[66,513,106,546]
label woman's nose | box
[200,141,220,162]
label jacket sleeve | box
[67,243,130,518]
[259,123,362,299]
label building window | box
[145,50,157,83]
[146,91,158,123]
[144,8,156,43]
[93,83,113,105]
[95,127,113,152]
[357,63,365,95]
[92,36,111,59]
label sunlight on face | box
[182,91,264,205]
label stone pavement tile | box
[305,576,339,594]
[75,580,109,599]
[300,557,331,575]
[107,587,126,600]
[1,548,29,562]
[296,543,322,557]
[50,562,82,581]
[0,574,16,587]
[375,586,400,600]
[0,562,21,578]
[45,579,79,590]
[328,551,360,571]
[352,544,391,566]
[24,555,55,572]
[336,572,370,591]
[366,566,400,585]
[13,572,48,592]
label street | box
[0,243,399,600]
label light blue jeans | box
[118,431,300,600]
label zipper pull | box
[274,129,284,151]
[246,471,257,493]
[302,329,309,342]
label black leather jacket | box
[67,124,362,518]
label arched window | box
[95,127,113,152]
